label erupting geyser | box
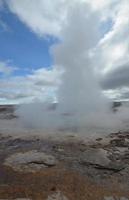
[16,1,129,134]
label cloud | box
[0,61,17,75]
[5,0,72,37]
[92,0,129,73]
[0,66,61,104]
[101,63,129,90]
[103,88,129,101]
[28,67,61,86]
[89,0,129,100]
[5,0,116,37]
[86,0,116,11]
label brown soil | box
[0,165,129,200]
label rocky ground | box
[0,131,129,199]
[0,105,129,199]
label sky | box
[0,0,129,104]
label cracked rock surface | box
[4,150,57,172]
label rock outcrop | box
[4,150,57,172]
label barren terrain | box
[0,105,129,199]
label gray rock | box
[80,148,125,172]
[104,197,114,200]
[104,197,129,200]
[46,191,69,200]
[115,147,129,154]
[4,150,57,172]
[106,162,125,172]
[110,139,128,147]
[80,148,110,167]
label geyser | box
[15,1,129,134]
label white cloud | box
[86,0,114,10]
[89,0,129,100]
[98,0,129,73]
[0,61,17,75]
[28,67,61,86]
[0,66,61,104]
[5,0,115,37]
[5,0,72,37]
[104,88,129,101]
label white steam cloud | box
[15,1,129,134]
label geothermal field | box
[0,105,129,200]
[1,0,129,199]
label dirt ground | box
[0,132,129,200]
[0,165,129,200]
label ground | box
[0,105,129,199]
[0,132,129,199]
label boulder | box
[80,148,110,167]
[80,148,125,172]
[4,150,57,172]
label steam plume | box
[16,2,129,134]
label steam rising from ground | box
[16,2,129,134]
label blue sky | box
[0,5,57,77]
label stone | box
[104,197,114,200]
[115,147,129,154]
[46,191,69,200]
[110,139,127,147]
[104,197,129,200]
[80,148,110,167]
[80,148,125,172]
[4,150,57,172]
[96,138,103,141]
